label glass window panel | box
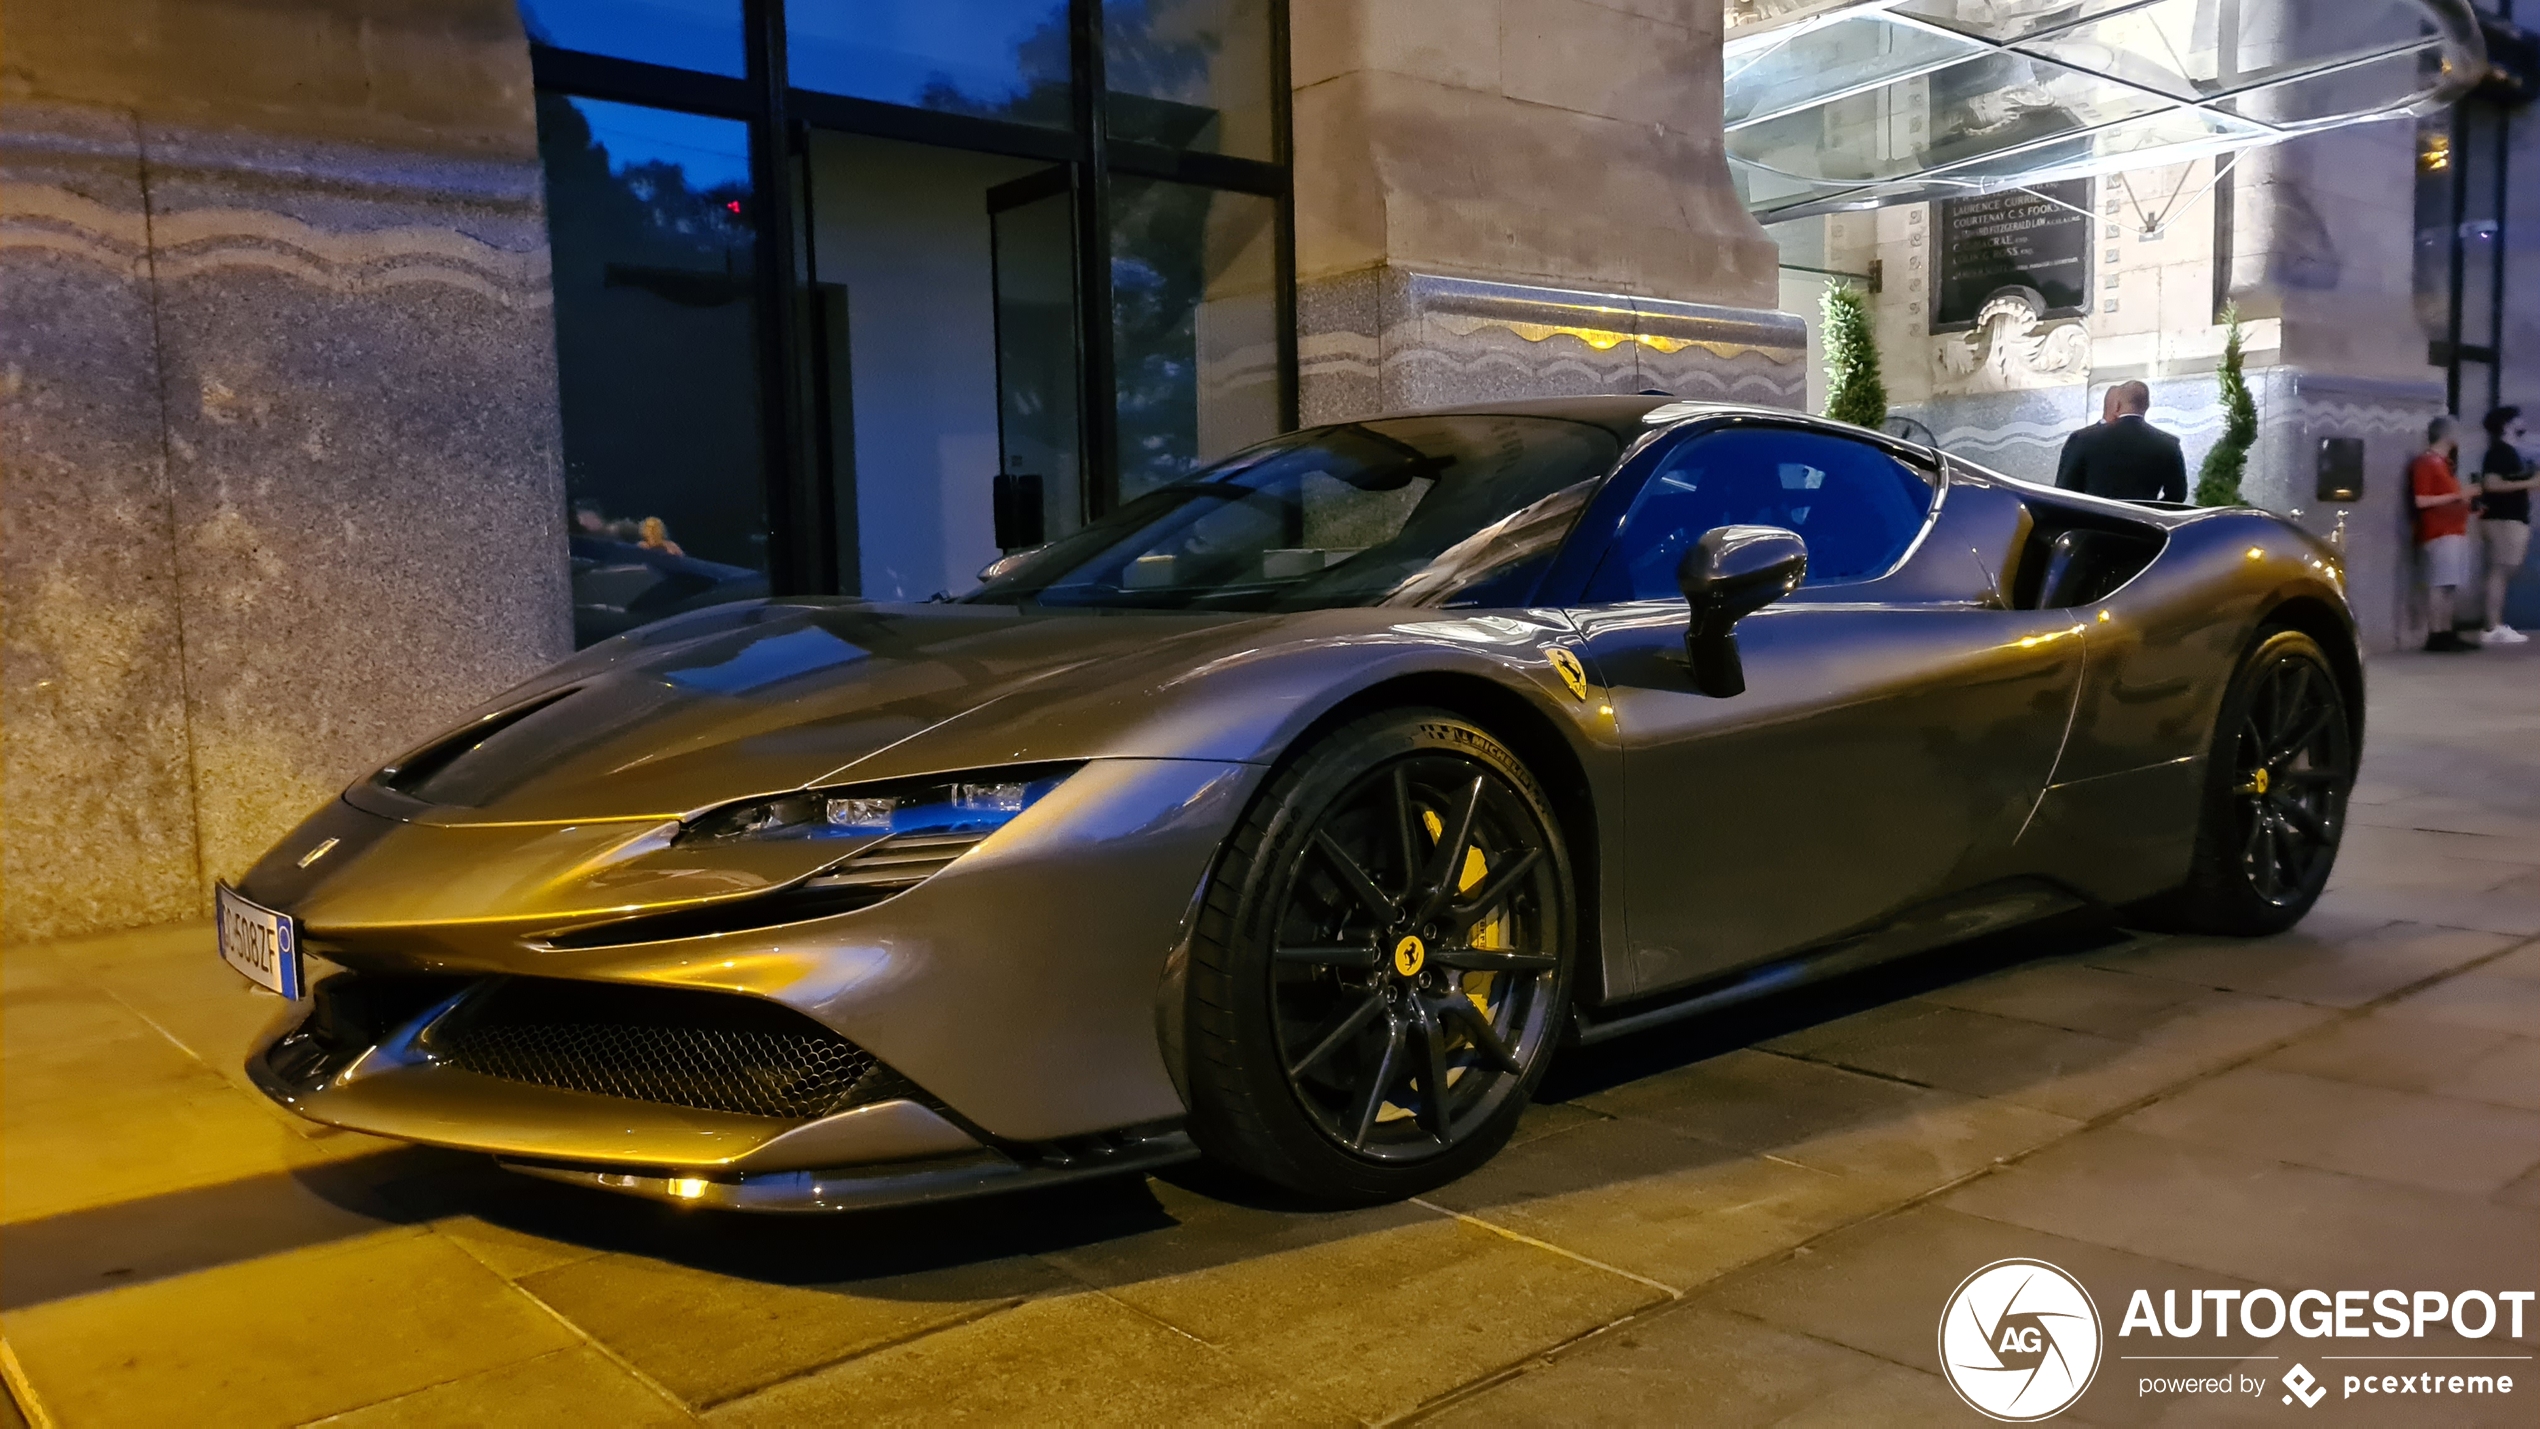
[2006,3,2213,100]
[2215,46,2446,126]
[1928,107,2264,185]
[519,0,744,76]
[1726,14,1986,127]
[969,416,1619,610]
[1109,179,1282,502]
[1104,0,1277,159]
[2411,114,2454,340]
[536,96,769,647]
[2016,0,2441,101]
[1726,0,1873,43]
[787,0,1072,127]
[1891,0,2172,43]
[993,185,1085,549]
[1588,430,1937,600]
[1729,52,2175,184]
[1731,158,1876,220]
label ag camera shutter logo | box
[1939,1259,2103,1421]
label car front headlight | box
[680,764,1080,846]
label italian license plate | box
[216,884,302,998]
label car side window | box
[1584,428,1936,602]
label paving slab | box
[2258,1013,2540,1111]
[2084,920,2517,1007]
[1938,1126,2540,1290]
[2115,1065,2540,1196]
[315,1347,688,1428]
[0,1229,577,1428]
[705,1290,1348,1427]
[514,1250,1069,1410]
[1421,1307,1898,1428]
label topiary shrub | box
[1821,283,1888,430]
[2195,304,2257,506]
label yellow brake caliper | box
[1422,810,1501,1019]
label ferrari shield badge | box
[1546,647,1589,702]
[1392,934,1427,977]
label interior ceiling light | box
[1723,0,2488,223]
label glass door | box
[988,167,1084,554]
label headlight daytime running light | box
[680,764,1079,846]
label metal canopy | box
[1724,0,2489,222]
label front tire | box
[1184,710,1575,1203]
[2145,628,2355,935]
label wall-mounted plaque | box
[2317,436,2366,503]
[1934,180,2093,331]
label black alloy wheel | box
[2150,628,2355,935]
[1184,710,1575,1202]
[2228,649,2352,907]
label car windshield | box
[963,415,1624,611]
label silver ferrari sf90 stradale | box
[223,397,2359,1211]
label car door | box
[1565,424,2084,998]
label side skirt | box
[1568,880,2087,1047]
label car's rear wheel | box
[2144,628,2355,935]
[1184,710,1574,1203]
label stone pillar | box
[1288,0,1805,422]
[1,0,570,943]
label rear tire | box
[2140,628,2354,935]
[1183,710,1575,1204]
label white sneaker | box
[2480,626,2530,644]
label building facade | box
[2,0,1798,942]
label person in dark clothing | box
[2055,380,2187,502]
[2475,405,2535,644]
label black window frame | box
[528,0,1298,599]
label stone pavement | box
[5,646,2535,1427]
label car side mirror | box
[1675,525,1807,698]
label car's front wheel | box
[1184,709,1575,1203]
[2143,627,2356,935]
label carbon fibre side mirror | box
[1676,525,1807,698]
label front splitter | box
[500,1128,1200,1213]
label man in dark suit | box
[2055,380,2187,502]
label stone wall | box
[1290,0,1803,418]
[1,1,570,943]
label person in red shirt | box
[2413,415,2475,652]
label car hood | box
[365,602,1280,826]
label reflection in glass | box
[992,182,1084,550]
[967,416,1622,610]
[536,96,769,647]
[2220,48,2442,126]
[1892,0,2169,44]
[1724,13,1983,127]
[1104,0,1276,158]
[1730,49,2173,186]
[1941,108,2267,187]
[2018,0,2445,102]
[1109,179,1282,503]
[788,0,1072,127]
[519,0,745,76]
[803,133,1049,601]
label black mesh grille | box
[427,978,901,1120]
